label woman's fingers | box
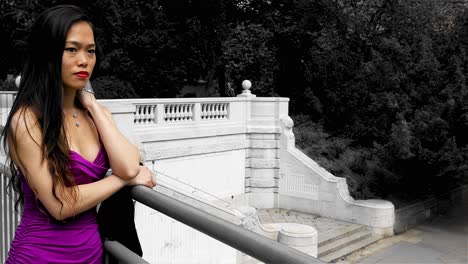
[128,166,156,188]
[142,167,156,188]
[77,88,97,109]
[151,170,157,186]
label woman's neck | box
[63,87,77,110]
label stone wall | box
[394,184,468,234]
[278,115,395,236]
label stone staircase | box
[318,224,381,263]
[240,209,383,263]
[241,223,381,264]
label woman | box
[2,5,155,263]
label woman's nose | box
[77,52,88,67]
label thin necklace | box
[72,110,80,127]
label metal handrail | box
[0,163,324,263]
[131,185,325,264]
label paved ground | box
[337,198,468,264]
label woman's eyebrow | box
[65,41,96,48]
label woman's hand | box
[127,166,157,188]
[77,88,97,110]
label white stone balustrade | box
[131,100,232,126]
[201,102,229,120]
[0,91,16,127]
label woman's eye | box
[88,49,96,54]
[64,47,77,53]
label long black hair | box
[1,5,94,210]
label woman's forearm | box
[86,101,140,179]
[58,166,156,220]
[56,174,128,220]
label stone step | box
[320,235,381,263]
[318,229,372,257]
[319,224,366,247]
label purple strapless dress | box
[6,145,109,264]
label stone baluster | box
[187,104,192,121]
[134,105,141,124]
[140,105,145,124]
[202,104,207,120]
[149,105,156,124]
[223,103,228,119]
[215,104,220,119]
[209,104,215,120]
[144,105,150,124]
[183,104,189,121]
[171,104,176,121]
[171,104,176,122]
[181,104,186,121]
[180,104,185,121]
[164,105,170,122]
[186,104,190,121]
[175,105,179,121]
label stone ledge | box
[248,187,278,193]
[247,133,280,140]
[138,123,246,142]
[145,140,247,160]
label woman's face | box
[62,21,96,91]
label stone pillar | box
[245,133,280,208]
[239,80,286,209]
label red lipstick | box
[75,71,89,79]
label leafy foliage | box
[93,76,137,99]
[1,0,467,202]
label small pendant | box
[72,112,78,118]
[75,121,80,127]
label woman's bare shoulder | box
[8,106,41,144]
[10,106,39,128]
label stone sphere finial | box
[237,79,256,97]
[15,75,21,88]
[242,80,252,90]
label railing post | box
[155,103,165,124]
[193,102,201,122]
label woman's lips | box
[75,71,89,78]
